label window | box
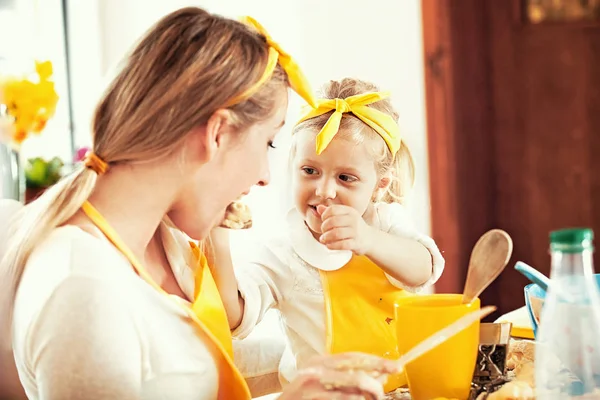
[0,0,73,161]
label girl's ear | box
[372,173,392,202]
[378,176,391,190]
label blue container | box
[525,274,600,338]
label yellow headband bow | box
[226,16,316,108]
[297,91,401,155]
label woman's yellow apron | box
[81,201,251,400]
[320,254,410,392]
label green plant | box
[25,156,64,188]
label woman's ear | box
[192,109,234,163]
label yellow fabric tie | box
[227,16,316,108]
[297,91,401,155]
[83,151,109,175]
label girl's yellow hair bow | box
[297,91,401,155]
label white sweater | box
[12,224,220,400]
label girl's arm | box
[208,228,245,329]
[362,227,434,288]
[209,229,289,336]
[318,202,444,291]
[368,202,445,291]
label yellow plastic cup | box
[394,294,480,400]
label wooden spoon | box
[462,229,513,304]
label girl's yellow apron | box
[81,201,251,400]
[320,254,410,392]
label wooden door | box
[422,0,600,318]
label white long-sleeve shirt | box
[11,220,281,400]
[233,202,445,385]
[12,224,220,400]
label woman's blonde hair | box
[292,78,415,203]
[0,7,289,341]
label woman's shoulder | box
[13,226,145,364]
[26,225,134,282]
[14,226,139,344]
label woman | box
[0,7,398,400]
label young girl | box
[218,78,445,393]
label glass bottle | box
[535,228,600,399]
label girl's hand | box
[317,205,374,255]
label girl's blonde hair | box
[292,78,416,203]
[0,7,289,341]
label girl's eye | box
[302,167,316,175]
[339,174,357,182]
[268,141,276,149]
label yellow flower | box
[35,61,53,81]
[0,60,59,145]
[13,129,27,144]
